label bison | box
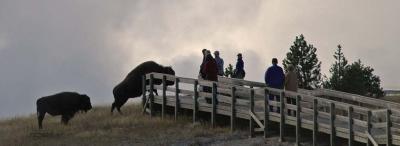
[112,61,175,114]
[36,92,92,129]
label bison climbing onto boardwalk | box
[112,61,175,114]
[36,92,92,129]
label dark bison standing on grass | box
[36,92,92,129]
[112,61,175,114]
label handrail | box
[143,72,399,145]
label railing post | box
[174,78,180,121]
[280,92,285,142]
[330,102,336,146]
[193,80,199,123]
[264,88,269,139]
[367,110,372,146]
[149,74,154,117]
[296,95,301,146]
[231,86,236,133]
[250,89,255,138]
[142,75,147,112]
[348,106,354,146]
[162,75,166,120]
[313,99,318,146]
[211,83,217,128]
[387,109,392,146]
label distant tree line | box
[283,34,384,98]
[222,34,384,98]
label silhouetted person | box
[214,51,224,76]
[202,53,218,104]
[265,58,284,113]
[199,49,208,79]
[285,65,298,116]
[233,53,245,79]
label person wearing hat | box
[233,53,245,79]
[214,51,224,76]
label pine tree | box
[224,64,234,77]
[323,45,348,90]
[341,60,384,98]
[283,34,322,89]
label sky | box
[0,0,399,118]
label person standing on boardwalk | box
[233,53,245,79]
[285,64,298,116]
[214,51,224,76]
[199,49,208,79]
[265,58,285,113]
[202,53,218,104]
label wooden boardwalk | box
[143,73,400,146]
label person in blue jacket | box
[265,58,285,112]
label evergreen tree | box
[283,34,322,89]
[341,60,384,98]
[323,45,348,90]
[224,64,234,77]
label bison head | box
[80,94,92,112]
[163,66,175,85]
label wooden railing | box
[143,73,400,146]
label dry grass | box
[381,96,400,103]
[0,104,231,146]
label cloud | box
[1,0,399,118]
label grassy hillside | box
[0,104,237,146]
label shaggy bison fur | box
[112,61,175,114]
[36,92,92,129]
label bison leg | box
[111,103,116,114]
[61,113,74,125]
[37,111,45,129]
[146,89,158,96]
[111,98,128,115]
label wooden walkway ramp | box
[142,73,400,146]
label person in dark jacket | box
[265,58,285,112]
[202,53,218,104]
[199,49,208,79]
[233,53,245,79]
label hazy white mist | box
[0,0,399,118]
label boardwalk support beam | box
[193,80,199,123]
[250,89,255,138]
[313,99,318,146]
[142,75,146,114]
[367,110,372,146]
[348,106,354,146]
[231,87,236,133]
[149,74,154,117]
[211,83,217,128]
[330,102,336,146]
[387,109,392,146]
[280,92,285,142]
[264,89,269,139]
[296,95,301,146]
[174,78,180,121]
[162,75,166,119]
